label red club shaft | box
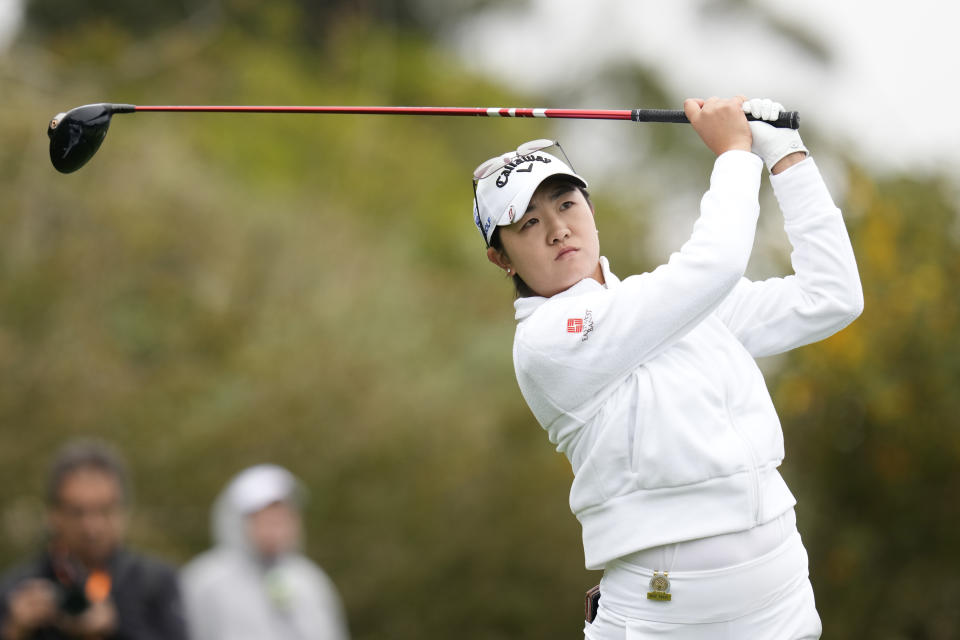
[132,105,637,120]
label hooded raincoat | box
[180,465,349,640]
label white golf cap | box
[225,464,301,515]
[472,144,587,246]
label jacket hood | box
[211,464,305,555]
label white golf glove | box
[743,98,808,171]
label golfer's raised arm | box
[715,156,864,357]
[514,150,763,410]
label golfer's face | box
[498,182,602,297]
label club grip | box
[631,109,799,129]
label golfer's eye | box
[559,200,574,211]
[521,217,539,230]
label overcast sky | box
[0,0,18,50]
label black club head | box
[47,103,134,173]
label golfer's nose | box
[547,217,570,245]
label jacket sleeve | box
[515,150,763,414]
[114,558,189,640]
[714,157,864,357]
[302,565,351,640]
[178,563,216,640]
[0,562,38,636]
[144,565,188,640]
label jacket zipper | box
[726,406,762,524]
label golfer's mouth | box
[556,247,578,260]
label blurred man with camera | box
[0,440,187,640]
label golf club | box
[47,103,801,174]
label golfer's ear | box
[486,246,510,271]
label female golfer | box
[471,96,862,639]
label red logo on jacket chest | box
[567,310,594,341]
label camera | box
[54,582,91,616]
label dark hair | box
[46,440,130,507]
[489,176,592,299]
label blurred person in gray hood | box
[180,465,349,640]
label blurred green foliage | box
[2,8,606,637]
[23,0,501,45]
[2,2,959,639]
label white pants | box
[584,517,822,639]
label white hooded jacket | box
[512,151,863,570]
[180,465,349,640]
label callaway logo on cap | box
[472,141,588,246]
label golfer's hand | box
[743,98,808,173]
[3,580,58,639]
[684,96,752,157]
